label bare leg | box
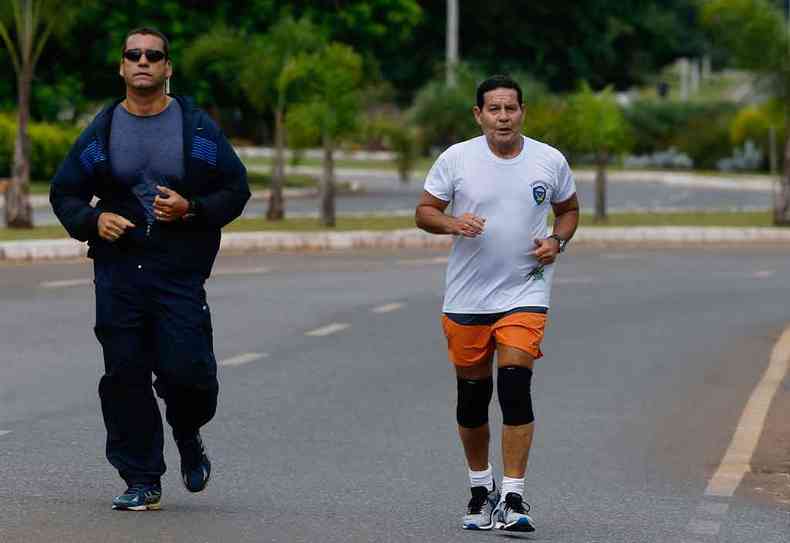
[497,344,535,478]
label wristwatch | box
[548,233,568,253]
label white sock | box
[501,476,525,499]
[469,464,494,492]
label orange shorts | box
[441,310,547,367]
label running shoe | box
[462,482,500,530]
[494,492,536,532]
[112,482,162,511]
[176,433,211,493]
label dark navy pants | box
[93,257,218,485]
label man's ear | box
[473,106,483,126]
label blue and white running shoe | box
[462,482,500,530]
[494,492,536,532]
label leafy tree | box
[0,0,84,228]
[556,84,632,221]
[284,43,364,227]
[399,1,705,100]
[181,26,250,117]
[410,64,483,154]
[703,0,790,224]
[730,101,786,172]
[240,16,326,220]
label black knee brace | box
[497,366,534,425]
[456,376,494,428]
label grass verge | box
[0,210,777,242]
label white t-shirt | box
[424,135,576,313]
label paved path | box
[8,168,777,227]
[1,246,789,542]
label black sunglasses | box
[123,49,166,63]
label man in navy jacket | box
[50,27,250,511]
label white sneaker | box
[462,482,500,530]
[494,492,536,532]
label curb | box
[2,227,790,262]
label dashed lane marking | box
[704,325,790,498]
[220,352,269,367]
[41,278,92,288]
[371,302,404,313]
[0,431,10,437]
[305,323,350,337]
[213,267,271,277]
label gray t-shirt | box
[110,100,184,223]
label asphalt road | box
[29,172,772,225]
[1,245,789,542]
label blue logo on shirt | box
[532,184,547,205]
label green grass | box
[224,215,418,232]
[577,210,773,227]
[0,224,69,241]
[0,210,778,242]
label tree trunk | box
[774,133,790,226]
[594,150,608,222]
[266,108,286,220]
[5,66,33,228]
[320,130,336,227]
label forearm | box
[415,205,456,235]
[552,209,579,241]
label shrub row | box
[0,114,79,181]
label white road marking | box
[686,519,722,537]
[753,270,776,279]
[41,278,92,288]
[305,323,350,337]
[213,266,271,277]
[372,302,404,314]
[0,431,10,437]
[705,325,790,497]
[220,352,269,367]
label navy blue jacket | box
[50,96,250,278]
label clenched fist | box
[153,185,189,222]
[452,213,486,238]
[98,213,135,242]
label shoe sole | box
[112,501,161,511]
[496,518,535,532]
[462,522,494,531]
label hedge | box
[0,114,79,181]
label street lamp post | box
[446,0,458,87]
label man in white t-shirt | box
[415,74,579,533]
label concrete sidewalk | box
[2,226,789,262]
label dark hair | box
[476,75,523,109]
[122,27,170,59]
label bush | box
[409,65,483,154]
[0,114,79,180]
[623,99,738,170]
[356,114,418,182]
